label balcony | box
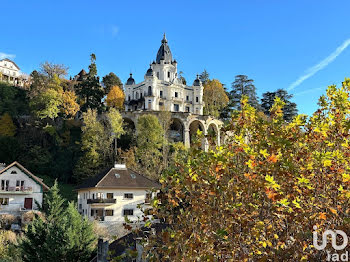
[87,199,116,205]
[0,187,33,194]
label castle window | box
[128,95,130,101]
[148,86,152,96]
[186,95,189,101]
[186,106,190,112]
[175,92,178,98]
[157,72,160,78]
[136,92,139,99]
[196,97,199,103]
[160,90,163,97]
[174,104,179,112]
[140,93,143,98]
[168,72,170,78]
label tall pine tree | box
[230,75,260,111]
[76,54,105,112]
[261,89,298,122]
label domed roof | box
[146,66,153,77]
[193,75,202,86]
[126,73,135,85]
[156,33,173,64]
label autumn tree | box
[106,85,125,110]
[76,54,105,112]
[102,72,123,94]
[230,74,260,111]
[0,113,16,136]
[135,115,164,180]
[203,79,229,118]
[261,89,298,122]
[61,90,80,118]
[40,61,68,79]
[140,78,350,261]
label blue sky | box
[1,0,350,115]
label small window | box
[175,92,178,98]
[159,102,164,106]
[92,193,95,199]
[148,86,152,96]
[157,72,160,78]
[105,210,114,216]
[115,173,120,178]
[11,170,17,174]
[91,209,94,216]
[124,193,133,199]
[128,95,131,101]
[186,95,189,101]
[107,193,114,199]
[160,90,163,97]
[186,106,190,112]
[123,209,134,216]
[174,104,179,112]
[168,72,170,78]
[196,97,199,103]
[79,204,82,210]
[130,173,136,179]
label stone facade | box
[0,58,27,87]
[122,35,223,150]
[124,34,204,115]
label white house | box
[0,58,26,87]
[76,164,160,223]
[0,161,49,215]
[124,34,204,115]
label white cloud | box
[293,86,325,96]
[0,52,15,60]
[288,39,350,91]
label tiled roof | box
[0,161,49,191]
[76,166,160,190]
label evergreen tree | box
[261,89,298,122]
[20,181,97,261]
[76,54,105,112]
[102,72,123,94]
[199,69,209,85]
[230,75,260,111]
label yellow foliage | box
[0,113,16,137]
[61,90,80,118]
[106,85,125,110]
[203,79,229,117]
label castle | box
[122,35,222,150]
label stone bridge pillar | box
[184,128,190,148]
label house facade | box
[76,164,160,223]
[124,34,204,115]
[0,58,26,87]
[0,162,49,215]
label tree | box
[106,85,125,110]
[61,90,80,118]
[74,109,106,182]
[29,74,63,119]
[141,79,350,261]
[76,54,105,112]
[20,181,96,261]
[40,61,68,79]
[135,115,164,179]
[203,79,229,118]
[199,69,209,85]
[261,89,298,122]
[102,72,123,94]
[230,74,260,111]
[179,71,187,85]
[0,113,16,136]
[0,230,21,262]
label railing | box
[87,199,116,204]
[0,186,33,193]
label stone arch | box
[169,118,184,143]
[189,120,205,145]
[207,122,220,148]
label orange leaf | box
[268,154,278,163]
[319,212,327,220]
[329,208,338,215]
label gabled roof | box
[0,161,49,191]
[76,166,161,190]
[0,58,20,70]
